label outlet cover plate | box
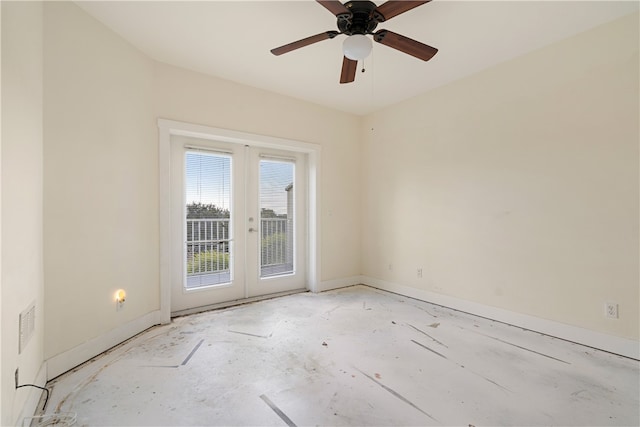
[605,302,619,319]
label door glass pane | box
[185,151,232,289]
[259,159,294,278]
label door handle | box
[248,227,257,233]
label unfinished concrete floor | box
[41,285,639,426]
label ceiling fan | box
[270,0,438,84]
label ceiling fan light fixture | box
[270,1,436,83]
[342,34,372,61]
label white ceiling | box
[76,1,639,116]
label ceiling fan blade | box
[317,0,351,16]
[374,0,430,21]
[340,57,357,84]
[374,30,438,61]
[271,31,339,56]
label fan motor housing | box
[338,1,379,35]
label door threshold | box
[171,288,308,318]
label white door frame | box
[158,118,321,323]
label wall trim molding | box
[15,363,47,425]
[318,275,365,293]
[46,310,162,380]
[361,276,640,360]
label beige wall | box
[361,13,639,341]
[42,1,362,364]
[1,2,45,425]
[43,1,158,360]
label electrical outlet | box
[15,368,19,388]
[605,302,619,319]
[417,268,423,278]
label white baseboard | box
[362,276,640,360]
[46,310,162,380]
[317,275,365,293]
[15,363,47,425]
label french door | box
[170,135,307,313]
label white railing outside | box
[186,217,291,281]
[260,218,288,268]
[186,218,230,276]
